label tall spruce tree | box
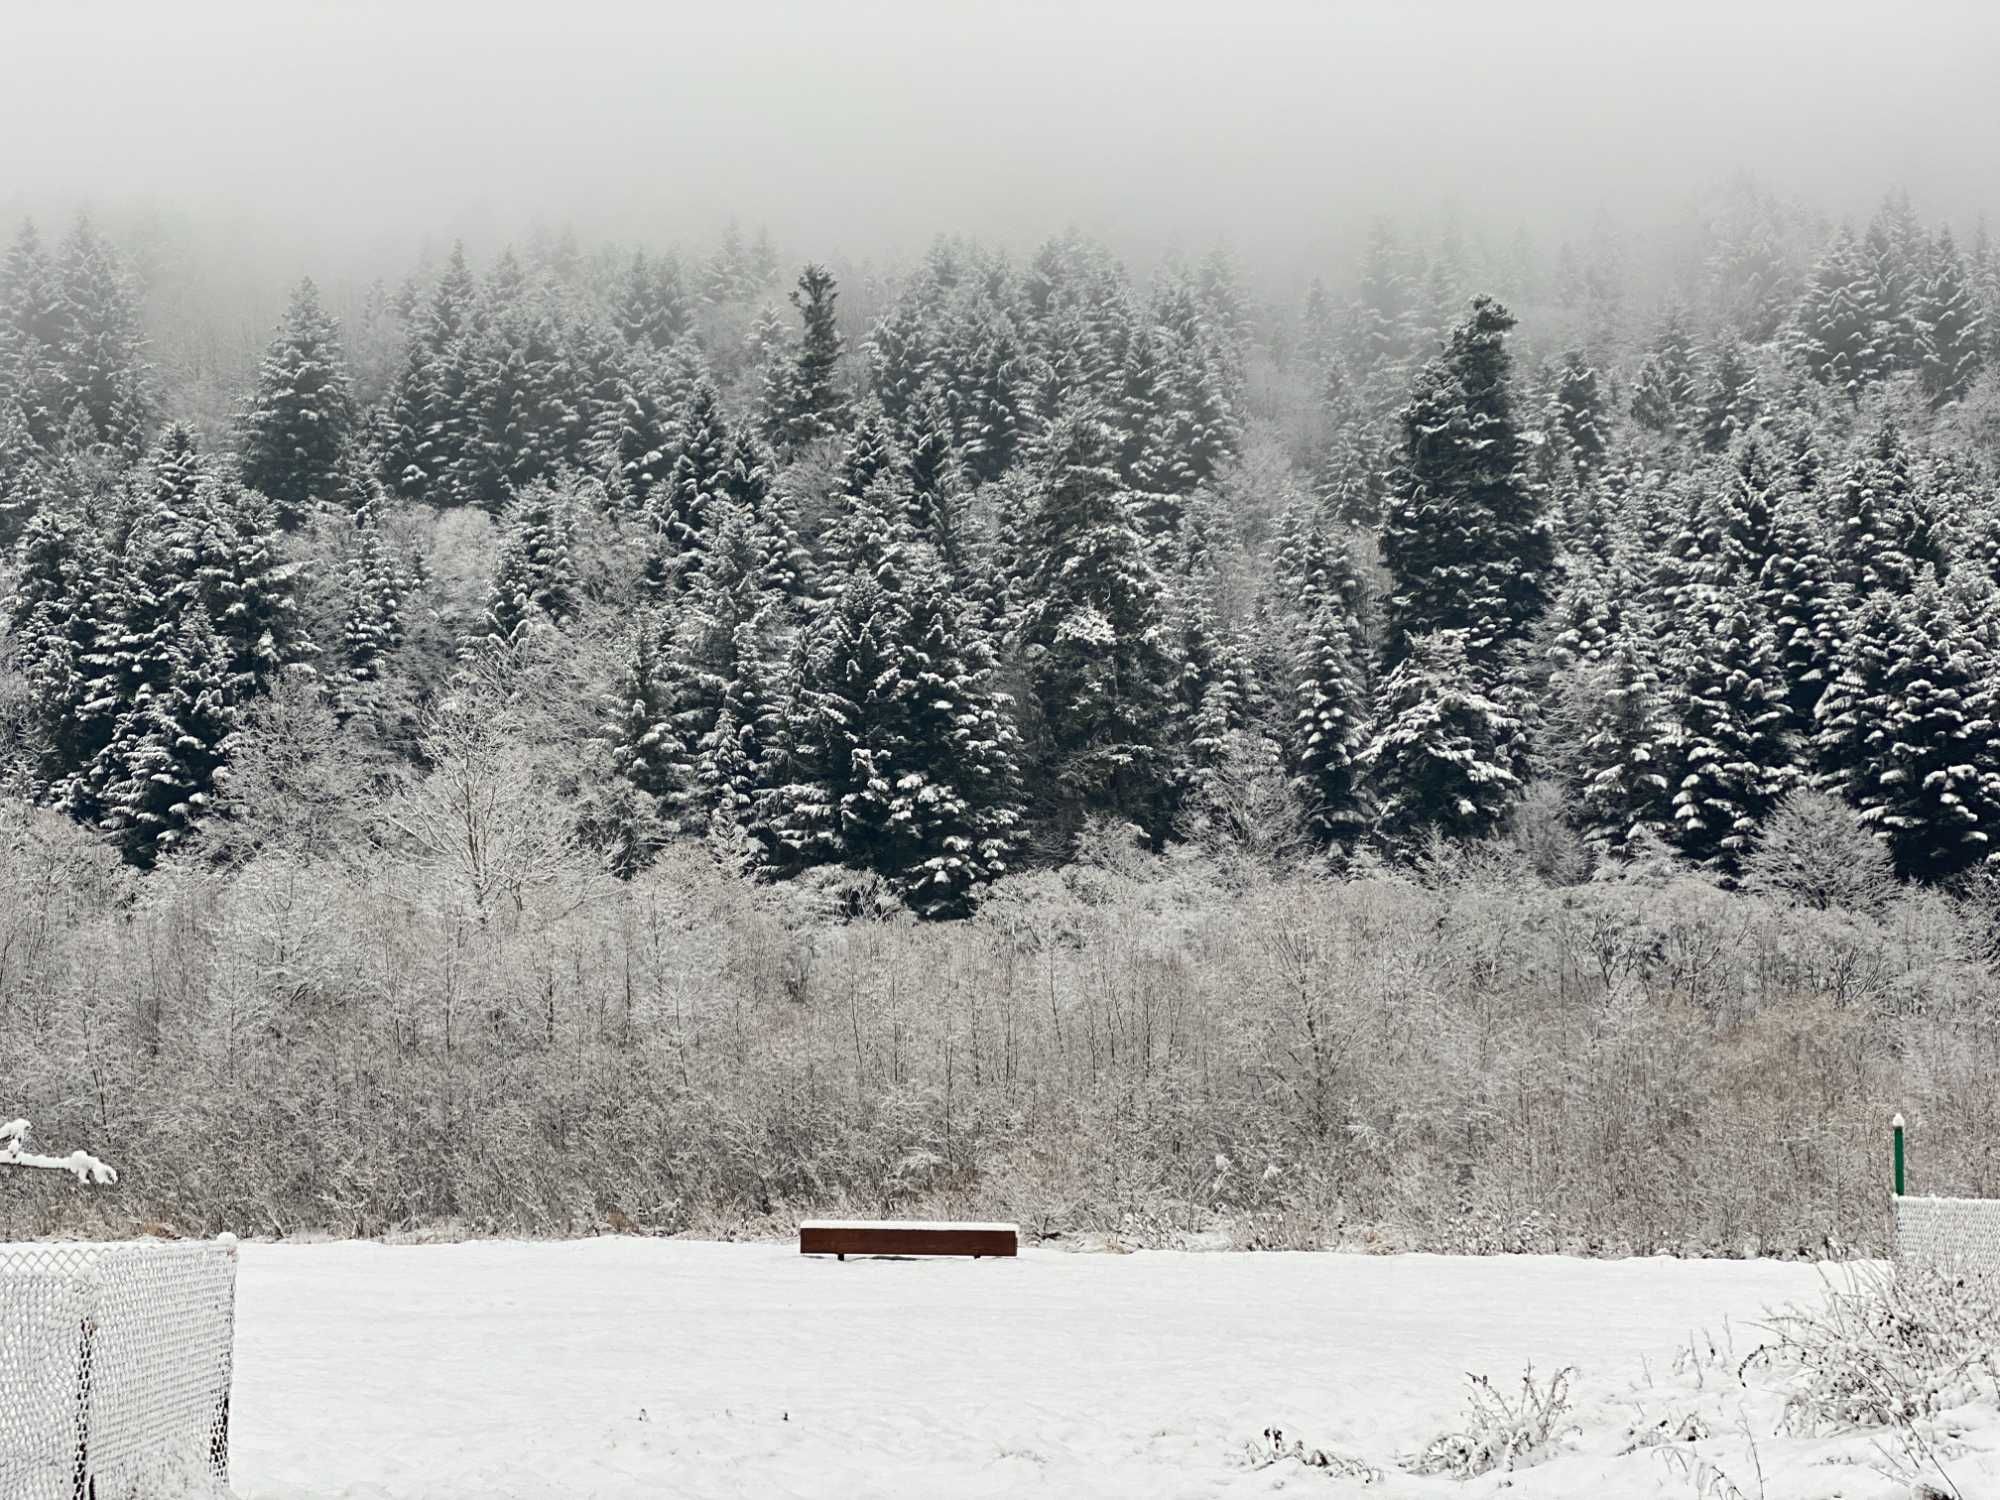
[1698,337,1760,453]
[1793,228,1886,397]
[1289,598,1371,851]
[762,263,849,450]
[340,499,411,683]
[1360,629,1522,848]
[485,480,577,648]
[52,217,153,456]
[755,556,1019,915]
[238,277,356,521]
[0,220,69,447]
[1817,575,2000,880]
[603,606,692,830]
[1630,307,1699,439]
[1918,228,1986,407]
[100,602,238,866]
[1011,408,1175,840]
[7,502,125,807]
[1660,590,1796,875]
[1381,296,1554,670]
[1572,636,1672,854]
[1544,350,1609,475]
[1759,495,1849,735]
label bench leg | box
[837,1253,845,1262]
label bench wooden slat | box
[799,1221,1018,1259]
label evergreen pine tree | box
[176,475,316,698]
[762,263,849,450]
[1630,307,1699,438]
[1863,192,1927,375]
[601,352,676,512]
[1544,350,1609,474]
[694,620,781,832]
[0,401,53,550]
[1360,629,1523,848]
[238,277,356,521]
[100,602,238,866]
[1659,590,1796,874]
[754,558,1019,914]
[1381,296,1555,670]
[1818,572,2000,880]
[1759,495,1849,736]
[1698,336,1760,453]
[1571,635,1673,854]
[485,481,578,648]
[52,217,153,456]
[604,606,692,824]
[653,378,730,580]
[1793,228,1886,397]
[0,220,69,447]
[6,502,125,805]
[1350,221,1413,378]
[614,251,692,354]
[1917,228,1986,407]
[1012,408,1175,839]
[340,499,411,683]
[1831,426,1921,597]
[1289,598,1371,850]
[900,380,964,560]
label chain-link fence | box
[1893,1195,2000,1276]
[0,1238,237,1500]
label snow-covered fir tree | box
[238,277,356,521]
[754,553,1020,914]
[762,263,849,450]
[485,480,578,649]
[1572,636,1673,854]
[51,217,153,457]
[1660,589,1797,875]
[1360,629,1522,848]
[1381,297,1555,671]
[1630,307,1699,439]
[1288,597,1371,852]
[100,602,238,866]
[340,498,411,684]
[1011,407,1175,841]
[1816,572,2000,880]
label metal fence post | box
[1892,1112,1905,1197]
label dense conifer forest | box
[5,187,2000,1250]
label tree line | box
[2,187,2000,913]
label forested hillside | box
[4,187,2000,1247]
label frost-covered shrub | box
[2,802,1997,1246]
[1242,1426,1381,1483]
[1771,1265,2000,1432]
[1407,1364,1578,1477]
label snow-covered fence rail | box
[1892,1195,2000,1276]
[0,1238,239,1500]
[1,1119,236,1498]
[0,1118,116,1185]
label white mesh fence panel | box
[1893,1195,2000,1276]
[0,1240,237,1500]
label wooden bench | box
[799,1219,1019,1260]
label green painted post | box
[1892,1113,1905,1197]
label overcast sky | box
[3,0,1996,266]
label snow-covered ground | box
[219,1238,1962,1499]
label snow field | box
[221,1239,1893,1499]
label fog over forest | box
[5,1,1997,274]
